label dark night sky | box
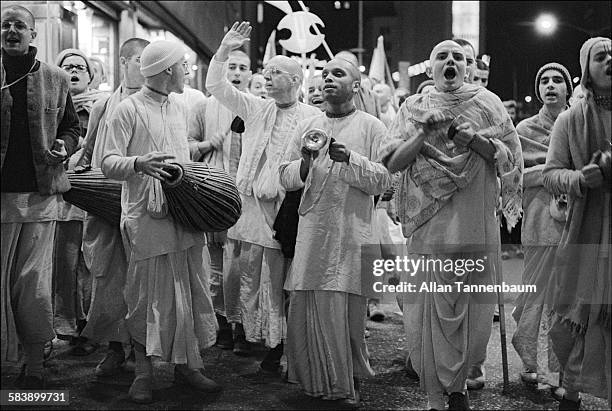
[484,1,611,105]
[256,1,610,113]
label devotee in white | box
[279,57,391,406]
[206,21,319,374]
[101,40,219,403]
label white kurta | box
[206,56,319,347]
[279,110,391,400]
[279,110,392,295]
[101,88,216,366]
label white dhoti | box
[286,290,374,400]
[224,239,287,348]
[123,244,217,368]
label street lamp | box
[535,13,558,36]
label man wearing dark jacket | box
[1,5,80,389]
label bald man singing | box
[206,22,319,374]
[380,40,522,410]
[279,57,391,406]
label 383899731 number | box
[0,390,70,406]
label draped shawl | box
[380,83,523,237]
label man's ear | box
[426,67,433,79]
[119,56,127,66]
[352,80,360,92]
[165,66,173,76]
[30,29,37,41]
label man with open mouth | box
[512,61,572,398]
[380,39,522,411]
[188,49,251,356]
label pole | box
[358,0,363,66]
[297,1,334,60]
[495,243,510,394]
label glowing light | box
[524,95,532,103]
[191,65,198,71]
[334,1,341,9]
[392,71,400,82]
[359,65,366,73]
[573,76,580,84]
[535,13,558,36]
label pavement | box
[1,256,609,410]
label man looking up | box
[279,57,391,407]
[206,21,319,376]
[512,62,572,394]
[380,40,522,410]
[188,49,250,354]
[101,40,220,403]
[1,4,80,388]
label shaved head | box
[266,55,303,82]
[119,38,150,59]
[335,50,359,68]
[429,40,464,62]
[1,5,35,27]
[229,50,251,65]
[326,58,360,83]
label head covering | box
[579,36,611,95]
[55,48,93,83]
[534,62,572,103]
[140,40,186,78]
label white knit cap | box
[140,40,186,78]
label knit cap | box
[579,37,611,95]
[534,62,572,103]
[55,48,93,83]
[140,40,186,78]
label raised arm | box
[205,21,259,120]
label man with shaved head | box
[336,50,381,118]
[206,22,319,375]
[72,37,150,377]
[380,39,522,410]
[279,57,391,406]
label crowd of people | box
[1,5,610,410]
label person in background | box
[474,59,490,88]
[1,4,80,388]
[373,83,396,128]
[89,56,108,91]
[74,37,151,378]
[512,62,572,397]
[188,49,250,355]
[53,47,109,357]
[306,74,326,111]
[503,99,518,125]
[453,38,476,83]
[249,72,267,98]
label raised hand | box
[134,151,177,181]
[220,21,252,52]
